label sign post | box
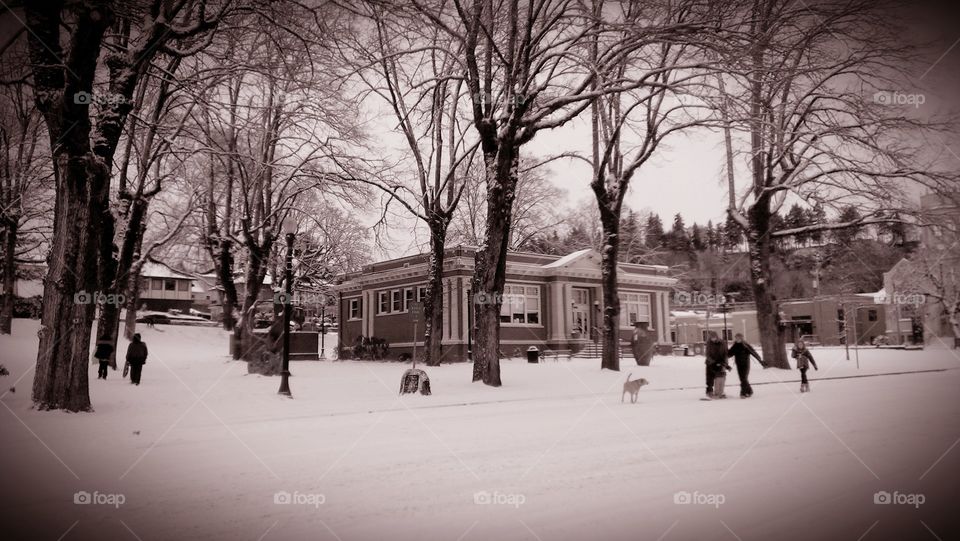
[410,301,424,368]
[400,302,431,396]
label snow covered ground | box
[2,320,959,541]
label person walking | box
[704,331,729,399]
[727,333,765,398]
[630,321,656,366]
[93,336,114,380]
[125,333,149,385]
[792,340,818,393]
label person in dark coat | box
[93,337,114,380]
[704,331,729,398]
[727,333,765,398]
[125,334,149,385]
[630,321,656,366]
[792,340,818,393]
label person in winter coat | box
[93,337,114,380]
[125,334,149,385]
[704,331,730,399]
[727,333,765,398]
[792,340,818,393]
[630,321,657,366]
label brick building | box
[334,246,677,362]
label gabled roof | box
[141,261,193,280]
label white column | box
[548,282,563,341]
[460,279,469,343]
[450,278,460,342]
[442,280,451,342]
[660,291,670,343]
[563,283,573,335]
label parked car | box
[137,312,171,325]
[189,308,212,320]
[798,334,821,346]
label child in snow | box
[792,340,818,393]
[704,331,730,399]
[93,336,114,380]
[727,333,765,398]
[125,334,149,385]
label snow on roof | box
[541,248,593,269]
[141,261,193,280]
[857,291,886,303]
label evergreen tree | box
[644,214,664,249]
[706,220,718,251]
[669,213,690,252]
[808,203,827,245]
[691,223,705,251]
[785,203,810,246]
[723,213,743,250]
[832,205,862,246]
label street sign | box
[410,301,424,323]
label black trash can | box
[527,346,540,363]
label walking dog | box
[622,373,649,403]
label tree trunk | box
[216,240,238,331]
[95,198,147,364]
[32,156,107,411]
[747,196,789,369]
[423,223,447,366]
[471,148,518,386]
[123,274,141,340]
[598,214,621,371]
[0,220,16,335]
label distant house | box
[138,261,194,312]
[671,309,761,345]
[334,246,677,362]
[779,293,888,346]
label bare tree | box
[716,0,959,368]
[0,52,52,334]
[341,5,478,365]
[23,0,231,411]
[583,0,716,371]
[410,0,674,386]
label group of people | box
[92,333,149,385]
[703,331,818,399]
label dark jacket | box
[126,340,148,364]
[791,347,817,370]
[93,341,114,360]
[728,342,762,365]
[705,338,729,376]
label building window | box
[620,292,651,327]
[868,309,877,322]
[404,288,414,310]
[151,278,163,291]
[500,285,540,325]
[391,289,403,312]
[178,281,190,292]
[165,279,175,291]
[417,286,428,302]
[348,298,362,320]
[377,291,390,314]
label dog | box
[621,373,649,403]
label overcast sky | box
[368,0,960,260]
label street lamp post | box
[319,301,327,360]
[278,224,295,397]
